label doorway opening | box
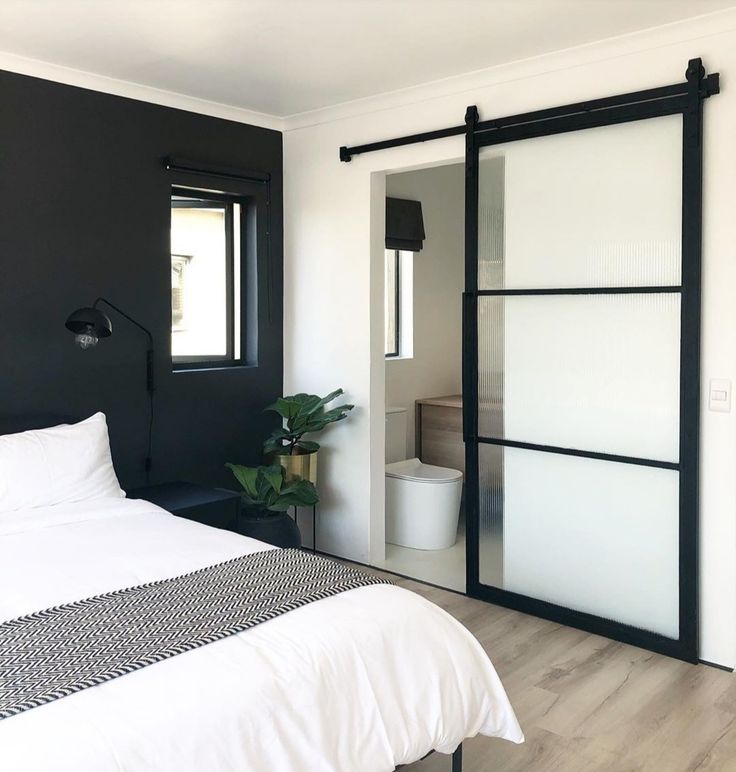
[372,161,467,592]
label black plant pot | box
[236,507,302,548]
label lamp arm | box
[93,297,153,350]
[92,297,155,483]
[93,297,154,395]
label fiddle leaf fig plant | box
[226,463,319,514]
[263,388,354,456]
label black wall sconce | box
[65,297,155,483]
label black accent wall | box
[0,69,283,489]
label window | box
[385,249,400,357]
[170,254,190,330]
[170,188,245,367]
[385,249,414,359]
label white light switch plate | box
[709,378,732,413]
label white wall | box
[284,12,736,666]
[385,163,465,457]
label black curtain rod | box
[339,62,719,162]
[163,156,270,184]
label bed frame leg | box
[452,743,463,772]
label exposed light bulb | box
[75,332,99,350]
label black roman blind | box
[386,197,425,252]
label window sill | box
[172,362,257,373]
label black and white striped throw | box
[0,548,390,720]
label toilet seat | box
[385,458,463,484]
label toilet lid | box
[385,458,463,484]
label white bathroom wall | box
[284,11,736,666]
[385,163,465,457]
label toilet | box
[385,407,463,550]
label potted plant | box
[226,463,319,548]
[263,388,354,484]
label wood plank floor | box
[358,566,736,772]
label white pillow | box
[0,412,125,512]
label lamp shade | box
[65,307,113,338]
[65,307,113,349]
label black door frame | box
[462,59,717,663]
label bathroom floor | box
[374,517,466,593]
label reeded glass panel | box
[478,445,679,638]
[478,115,683,289]
[478,294,681,461]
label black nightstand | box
[127,481,241,532]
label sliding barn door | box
[463,65,709,661]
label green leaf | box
[255,472,273,502]
[240,493,261,509]
[263,436,285,453]
[261,465,284,493]
[225,463,259,497]
[228,463,319,511]
[265,501,290,512]
[296,440,320,453]
[310,405,353,428]
[262,389,354,449]
[289,396,322,431]
[279,479,319,507]
[263,397,300,420]
[304,405,354,432]
[263,425,297,454]
[321,404,354,421]
[308,389,344,414]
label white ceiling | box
[0,0,733,118]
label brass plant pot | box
[266,449,318,485]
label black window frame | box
[170,186,251,371]
[385,249,401,358]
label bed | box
[0,414,522,771]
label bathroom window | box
[385,249,400,357]
[385,249,414,359]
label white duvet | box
[0,498,522,771]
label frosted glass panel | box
[478,445,679,637]
[478,115,682,289]
[478,294,681,461]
